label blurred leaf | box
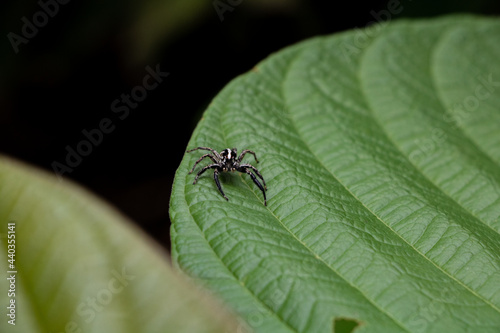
[0,156,239,333]
[128,0,302,62]
[129,0,211,62]
[170,15,500,332]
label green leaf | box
[170,15,500,333]
[0,156,239,333]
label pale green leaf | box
[0,156,239,333]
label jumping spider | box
[187,147,267,205]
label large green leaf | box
[170,15,500,333]
[0,156,239,333]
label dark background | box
[1,0,499,251]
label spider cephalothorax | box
[187,146,267,205]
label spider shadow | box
[217,172,239,186]
[199,171,247,194]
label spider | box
[187,146,267,205]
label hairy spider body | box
[187,147,267,205]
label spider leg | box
[188,154,217,174]
[187,147,222,160]
[237,149,259,163]
[239,167,267,206]
[193,164,218,184]
[240,163,267,190]
[213,169,229,201]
